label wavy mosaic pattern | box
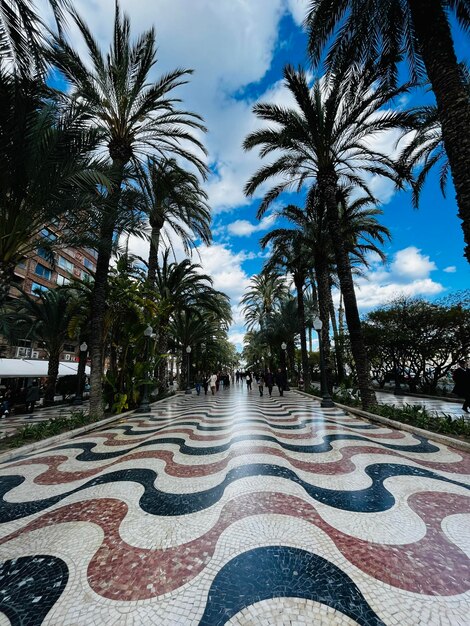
[0,389,469,625]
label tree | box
[51,3,207,417]
[306,0,470,263]
[0,67,103,306]
[244,64,409,408]
[241,273,289,331]
[0,0,69,75]
[261,223,312,388]
[138,157,211,283]
[10,288,73,403]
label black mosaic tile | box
[199,546,386,625]
[0,555,68,626]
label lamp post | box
[281,342,290,391]
[136,325,153,412]
[73,341,88,406]
[393,359,403,395]
[313,317,335,408]
[185,346,192,394]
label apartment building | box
[2,226,97,361]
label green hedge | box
[3,410,104,449]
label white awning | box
[0,359,91,378]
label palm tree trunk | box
[45,350,60,404]
[320,171,376,408]
[89,161,125,418]
[410,0,470,263]
[147,225,161,283]
[329,284,346,384]
[294,273,310,389]
[314,256,334,392]
[0,261,15,308]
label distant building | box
[1,225,97,362]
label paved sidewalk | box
[0,385,468,625]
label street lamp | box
[185,345,192,394]
[313,317,335,408]
[136,325,153,412]
[280,342,290,391]
[73,341,88,406]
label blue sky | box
[46,0,469,348]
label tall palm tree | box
[154,249,229,389]
[51,3,207,416]
[138,157,211,283]
[244,64,407,407]
[241,273,289,331]
[0,67,103,306]
[261,221,313,388]
[10,288,73,403]
[305,0,470,263]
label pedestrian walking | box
[0,388,12,418]
[264,369,274,397]
[209,373,218,396]
[275,368,287,397]
[256,373,264,397]
[203,375,209,395]
[25,381,40,413]
[246,372,252,391]
[452,360,470,413]
[195,373,202,396]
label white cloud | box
[443,265,457,273]
[347,247,444,310]
[227,214,276,236]
[390,246,437,281]
[285,0,310,25]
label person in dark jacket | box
[452,360,470,413]
[25,381,41,413]
[275,368,287,397]
[264,370,274,396]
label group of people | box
[453,360,470,413]
[236,368,288,397]
[195,372,231,396]
[0,381,42,418]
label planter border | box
[0,394,176,465]
[294,389,470,454]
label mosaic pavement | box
[0,386,468,625]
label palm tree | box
[0,0,69,74]
[0,67,103,306]
[398,64,470,210]
[241,273,289,331]
[261,219,313,388]
[10,288,73,403]
[244,64,407,407]
[51,3,207,417]
[137,157,211,283]
[154,249,229,389]
[306,0,470,263]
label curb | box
[293,390,470,454]
[0,394,176,466]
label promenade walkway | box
[0,385,468,625]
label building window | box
[86,247,98,259]
[56,274,70,286]
[31,282,49,296]
[17,259,27,269]
[34,263,52,280]
[58,256,74,273]
[40,228,57,241]
[37,247,51,261]
[83,257,95,271]
[81,270,93,282]
[63,344,76,353]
